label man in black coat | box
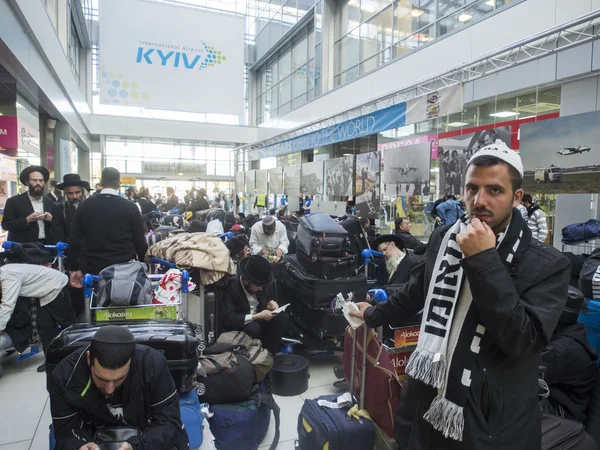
[189,188,210,214]
[540,286,598,424]
[351,143,571,449]
[2,166,53,244]
[49,326,188,450]
[371,234,419,286]
[51,174,89,245]
[221,255,287,354]
[162,187,179,212]
[394,217,427,255]
[68,168,148,286]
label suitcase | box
[146,226,178,248]
[45,321,200,393]
[297,213,352,258]
[291,295,349,339]
[542,414,600,449]
[338,215,370,261]
[179,390,204,450]
[296,243,357,278]
[343,326,401,438]
[207,209,226,223]
[297,394,375,450]
[282,255,367,309]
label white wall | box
[257,0,597,137]
[0,0,92,149]
[90,115,260,144]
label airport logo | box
[135,41,226,71]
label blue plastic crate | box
[579,299,600,361]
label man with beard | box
[2,166,53,244]
[51,174,89,244]
[351,141,570,449]
[371,234,419,286]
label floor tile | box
[0,441,31,450]
[259,438,297,449]
[300,383,346,401]
[30,397,52,450]
[259,394,304,448]
[1,349,46,375]
[0,370,49,445]
[307,356,341,389]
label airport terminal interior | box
[1,0,600,449]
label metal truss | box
[240,9,600,153]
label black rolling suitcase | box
[338,215,370,260]
[542,414,600,449]
[282,255,368,310]
[290,296,348,338]
[297,213,352,258]
[296,244,356,278]
[46,321,200,393]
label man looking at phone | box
[221,255,288,355]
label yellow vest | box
[256,193,266,207]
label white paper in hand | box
[272,303,290,314]
[343,301,364,329]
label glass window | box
[437,1,494,37]
[392,0,434,43]
[69,19,81,79]
[361,0,391,21]
[292,64,308,98]
[279,75,292,104]
[292,93,307,109]
[336,34,360,74]
[279,46,292,80]
[336,0,361,40]
[292,32,308,71]
[45,0,59,32]
[360,5,393,62]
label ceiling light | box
[178,172,183,176]
[458,13,472,22]
[411,9,424,17]
[343,153,353,156]
[313,149,319,154]
[490,111,518,118]
[485,0,495,6]
[448,122,469,127]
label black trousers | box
[243,311,289,354]
[37,287,76,354]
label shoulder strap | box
[250,384,280,450]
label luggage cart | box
[0,241,68,376]
[562,238,600,255]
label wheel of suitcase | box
[197,341,206,352]
[196,383,206,396]
[270,354,309,396]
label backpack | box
[3,242,54,266]
[216,331,274,382]
[580,249,600,300]
[96,261,153,307]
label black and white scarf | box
[406,209,527,441]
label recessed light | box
[412,9,424,17]
[343,153,353,156]
[448,122,469,127]
[490,111,518,118]
[458,13,472,22]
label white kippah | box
[468,140,523,178]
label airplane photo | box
[557,145,592,155]
[390,166,417,177]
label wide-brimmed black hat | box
[20,166,50,185]
[239,255,273,287]
[57,173,90,191]
[371,234,405,251]
[5,243,54,265]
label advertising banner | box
[268,167,283,194]
[0,116,18,155]
[355,152,380,219]
[250,85,463,161]
[283,165,301,199]
[17,101,40,157]
[383,141,432,196]
[301,161,324,196]
[325,156,353,197]
[99,0,245,115]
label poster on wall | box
[383,142,431,197]
[246,170,256,195]
[301,161,324,196]
[438,127,511,196]
[235,171,244,195]
[17,101,40,157]
[99,0,245,115]
[355,152,380,219]
[520,111,600,194]
[283,165,301,198]
[255,169,268,194]
[268,167,283,194]
[325,156,353,197]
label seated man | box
[371,234,420,286]
[221,256,287,355]
[540,287,598,424]
[360,217,376,241]
[49,325,188,450]
[0,246,75,372]
[288,208,304,224]
[249,215,289,260]
[227,234,252,270]
[394,218,427,255]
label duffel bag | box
[96,261,153,307]
[197,343,256,404]
[562,219,600,244]
[580,248,600,300]
[216,331,273,382]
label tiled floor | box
[0,350,343,450]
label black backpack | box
[580,249,600,300]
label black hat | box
[56,173,90,191]
[93,325,135,344]
[239,255,273,287]
[5,242,54,265]
[371,234,405,251]
[20,165,50,185]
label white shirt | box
[390,252,407,282]
[249,220,290,255]
[241,279,259,324]
[28,193,45,240]
[0,264,69,330]
[101,188,119,196]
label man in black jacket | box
[49,326,188,450]
[222,256,287,354]
[2,166,53,243]
[162,187,179,212]
[68,168,148,286]
[351,141,570,450]
[51,174,89,244]
[540,286,598,424]
[394,217,427,255]
[189,188,210,214]
[371,234,419,286]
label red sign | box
[0,116,18,157]
[394,325,420,347]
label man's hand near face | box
[457,218,496,258]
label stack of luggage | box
[282,213,368,345]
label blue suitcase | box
[297,394,375,450]
[49,391,204,450]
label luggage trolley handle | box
[2,241,68,273]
